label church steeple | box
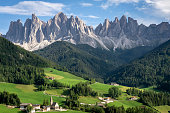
[50,96,53,105]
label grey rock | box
[5,12,170,51]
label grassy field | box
[0,104,87,113]
[45,89,65,96]
[117,93,132,100]
[89,82,131,95]
[89,82,113,95]
[38,110,88,113]
[0,82,65,105]
[44,68,86,86]
[108,100,143,109]
[154,105,170,113]
[79,96,101,104]
[0,104,23,113]
[142,86,160,92]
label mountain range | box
[5,12,170,51]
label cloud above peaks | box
[0,1,65,16]
[101,0,139,9]
[80,3,93,7]
[145,0,170,15]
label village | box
[20,96,67,113]
[18,82,138,113]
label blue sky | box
[0,0,170,34]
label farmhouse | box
[103,97,111,101]
[129,96,138,100]
[20,103,32,111]
[32,104,40,110]
[46,76,55,80]
[110,82,119,86]
[42,106,51,112]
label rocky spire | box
[114,17,119,23]
[5,13,170,51]
[120,15,127,29]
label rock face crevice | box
[5,12,170,51]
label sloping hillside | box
[107,40,170,91]
[34,41,120,82]
[0,36,51,84]
[35,41,153,82]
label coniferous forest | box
[107,40,170,91]
[0,35,169,113]
[0,36,50,84]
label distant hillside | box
[0,36,50,67]
[35,41,153,82]
[0,36,51,84]
[107,40,170,91]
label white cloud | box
[80,3,93,7]
[84,15,100,19]
[0,1,65,16]
[145,0,170,17]
[94,0,103,1]
[101,0,140,9]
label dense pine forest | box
[107,40,170,91]
[0,91,20,106]
[0,36,51,84]
[35,41,153,82]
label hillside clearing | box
[79,96,101,104]
[154,105,170,113]
[0,82,65,105]
[0,104,23,113]
[44,68,86,86]
[108,100,143,109]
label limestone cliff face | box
[95,15,170,50]
[6,12,104,51]
[5,13,170,51]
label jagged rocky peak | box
[103,18,110,29]
[120,15,127,29]
[31,14,42,24]
[157,22,170,33]
[5,13,170,51]
[6,19,24,43]
[114,17,119,23]
[53,12,67,24]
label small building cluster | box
[45,76,55,80]
[20,96,67,113]
[110,82,119,86]
[98,97,114,104]
[129,96,138,100]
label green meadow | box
[44,68,86,86]
[89,82,131,95]
[79,96,101,104]
[0,104,23,113]
[0,68,168,113]
[154,105,170,113]
[45,89,65,96]
[89,82,113,95]
[0,82,65,105]
[108,100,143,109]
[0,104,87,113]
[38,110,88,113]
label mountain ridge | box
[34,40,154,82]
[5,12,170,51]
[107,39,170,91]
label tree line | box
[126,87,170,106]
[107,40,170,91]
[0,91,20,106]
